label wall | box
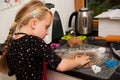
[0,0,28,43]
[0,0,75,43]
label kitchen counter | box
[52,38,120,80]
[57,67,120,80]
[48,62,120,80]
[47,69,82,80]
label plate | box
[111,43,120,59]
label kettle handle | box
[68,11,78,28]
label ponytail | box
[0,22,17,74]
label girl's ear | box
[30,19,37,29]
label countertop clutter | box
[52,36,120,80]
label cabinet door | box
[74,0,84,11]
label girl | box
[0,0,90,80]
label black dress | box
[6,35,62,80]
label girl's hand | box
[75,55,90,66]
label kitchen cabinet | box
[74,0,85,11]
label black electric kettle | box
[68,8,93,35]
[44,3,64,44]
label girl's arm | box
[56,55,90,72]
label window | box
[88,0,120,17]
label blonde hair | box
[0,0,52,74]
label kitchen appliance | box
[68,8,93,35]
[44,3,64,44]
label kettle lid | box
[79,8,88,11]
[45,3,55,9]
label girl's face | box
[32,13,52,39]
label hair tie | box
[13,21,17,26]
[32,10,37,17]
[2,51,7,56]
